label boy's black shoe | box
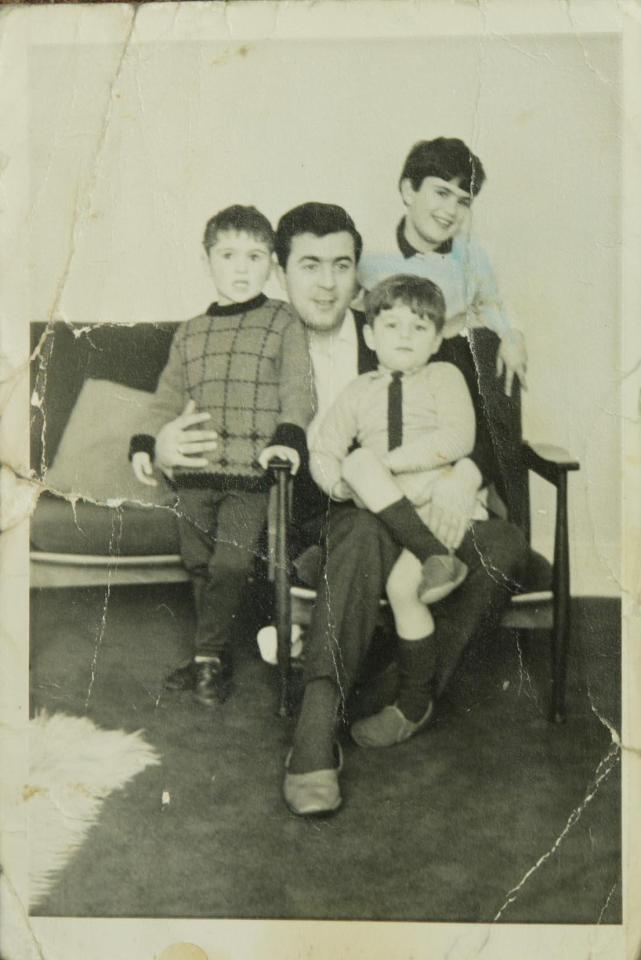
[194,654,233,706]
[164,660,199,691]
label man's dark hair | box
[365,274,446,335]
[399,138,486,197]
[203,205,274,254]
[274,202,363,269]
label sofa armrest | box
[522,442,579,486]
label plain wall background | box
[26,32,621,596]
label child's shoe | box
[418,555,468,605]
[194,653,233,706]
[351,701,434,748]
[164,659,198,691]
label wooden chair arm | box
[522,442,579,486]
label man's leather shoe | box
[194,655,233,706]
[283,745,344,817]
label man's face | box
[208,230,272,305]
[281,231,357,332]
[401,176,472,252]
[363,302,442,373]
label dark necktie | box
[388,371,403,451]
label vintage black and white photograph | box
[0,2,639,959]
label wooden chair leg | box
[273,464,292,717]
[550,472,570,723]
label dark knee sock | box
[289,678,341,774]
[396,635,437,722]
[378,498,445,562]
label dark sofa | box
[30,321,188,587]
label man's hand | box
[131,451,158,487]
[258,445,301,476]
[496,328,528,397]
[425,459,482,551]
[154,399,218,475]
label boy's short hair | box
[400,138,486,197]
[203,205,275,254]
[274,202,363,269]
[365,274,446,334]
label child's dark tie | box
[387,370,403,451]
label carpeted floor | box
[29,583,621,923]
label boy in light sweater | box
[310,273,487,747]
[130,205,314,706]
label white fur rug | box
[27,711,160,907]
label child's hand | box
[258,445,301,476]
[330,479,366,507]
[131,451,158,487]
[496,329,528,396]
[330,479,353,502]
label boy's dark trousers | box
[175,487,270,658]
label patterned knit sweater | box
[130,294,315,491]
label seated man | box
[275,204,528,817]
[153,202,528,817]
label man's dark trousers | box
[302,504,528,701]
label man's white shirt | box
[306,309,359,449]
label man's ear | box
[363,323,376,352]
[399,178,416,208]
[432,333,443,356]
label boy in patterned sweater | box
[130,205,314,706]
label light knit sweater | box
[358,230,511,339]
[310,361,475,506]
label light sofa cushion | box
[44,379,174,507]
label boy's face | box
[363,302,442,373]
[280,231,357,332]
[400,176,472,252]
[208,230,272,305]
